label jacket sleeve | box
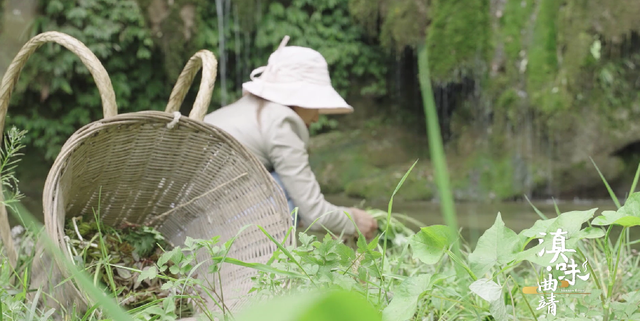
[266,117,356,236]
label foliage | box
[187,0,389,108]
[308,115,338,136]
[0,127,27,210]
[6,0,170,161]
[62,215,195,312]
[6,191,640,320]
[244,194,640,320]
[251,0,388,98]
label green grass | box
[4,159,640,320]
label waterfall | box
[215,0,227,106]
[234,4,241,88]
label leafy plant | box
[309,115,339,136]
[7,0,169,161]
[0,127,27,212]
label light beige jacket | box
[203,94,356,236]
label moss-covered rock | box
[309,124,547,203]
[426,0,491,83]
[500,0,534,64]
[525,0,566,115]
[345,163,435,202]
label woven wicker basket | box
[0,31,292,317]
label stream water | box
[9,194,622,242]
[325,195,623,246]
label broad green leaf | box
[593,193,640,226]
[469,278,502,302]
[234,290,382,321]
[382,274,432,321]
[612,216,640,227]
[572,227,605,239]
[158,247,182,269]
[409,225,456,265]
[136,266,157,283]
[591,210,625,226]
[521,209,597,239]
[519,218,555,238]
[517,209,598,266]
[468,213,520,277]
[622,192,640,214]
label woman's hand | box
[349,208,378,240]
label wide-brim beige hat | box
[242,36,354,115]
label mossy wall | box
[426,0,491,83]
[462,0,640,199]
[501,0,534,66]
[526,0,566,115]
[311,0,640,203]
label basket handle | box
[164,50,218,121]
[0,31,118,269]
[0,31,118,135]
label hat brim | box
[242,80,354,115]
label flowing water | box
[215,0,227,106]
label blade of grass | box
[27,288,41,321]
[381,159,418,295]
[444,248,476,281]
[210,256,305,279]
[524,195,548,220]
[608,227,626,298]
[80,303,101,321]
[590,157,621,208]
[418,44,460,258]
[551,197,561,216]
[629,162,640,197]
[291,207,299,246]
[92,204,117,296]
[6,193,135,321]
[255,225,316,285]
[302,212,333,234]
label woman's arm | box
[266,116,357,236]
